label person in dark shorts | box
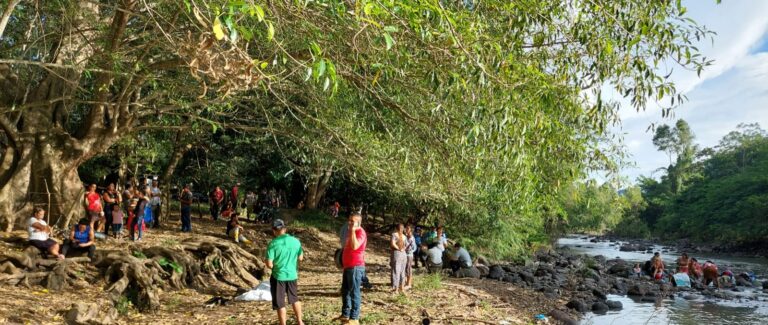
[27,207,64,260]
[266,219,304,325]
[61,218,96,259]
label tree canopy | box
[0,0,713,257]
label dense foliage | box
[0,0,712,257]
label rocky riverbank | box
[469,245,768,324]
[594,234,768,258]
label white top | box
[151,187,162,206]
[28,217,49,241]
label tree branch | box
[0,0,21,40]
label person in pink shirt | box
[339,212,366,325]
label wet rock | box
[488,265,506,280]
[628,284,648,296]
[548,309,578,325]
[762,281,768,290]
[683,294,698,300]
[592,288,607,301]
[606,300,623,310]
[566,299,589,313]
[591,302,609,314]
[641,296,658,303]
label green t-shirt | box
[266,234,303,281]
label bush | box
[608,215,651,239]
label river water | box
[557,235,768,325]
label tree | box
[0,0,713,257]
[653,124,677,165]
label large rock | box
[519,271,535,283]
[591,302,609,314]
[475,264,490,278]
[488,265,506,280]
[762,281,768,290]
[566,299,589,313]
[628,284,648,297]
[606,300,623,310]
[65,302,117,325]
[592,288,607,301]
[548,309,578,325]
[454,267,481,279]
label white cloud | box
[610,0,768,183]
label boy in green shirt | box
[266,219,305,325]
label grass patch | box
[360,311,386,323]
[291,210,343,233]
[414,273,443,291]
[115,296,134,315]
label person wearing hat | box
[62,218,96,259]
[266,219,305,325]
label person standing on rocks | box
[339,212,367,325]
[266,219,304,325]
[84,184,104,232]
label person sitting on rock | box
[632,263,642,278]
[62,218,96,259]
[702,260,720,289]
[226,213,251,244]
[424,243,443,274]
[448,242,472,274]
[651,252,664,276]
[720,269,735,287]
[27,207,64,260]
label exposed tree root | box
[0,236,265,313]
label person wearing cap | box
[62,218,96,259]
[179,184,193,232]
[266,219,305,325]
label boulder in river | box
[566,299,589,313]
[606,300,623,310]
[591,302,609,314]
[628,283,648,296]
[592,288,607,300]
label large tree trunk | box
[303,166,333,209]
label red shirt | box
[231,186,239,201]
[342,228,367,268]
[213,189,224,202]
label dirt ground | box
[0,210,567,324]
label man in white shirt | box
[28,207,64,259]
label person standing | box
[230,183,240,212]
[111,204,124,238]
[121,183,133,212]
[84,184,104,232]
[210,186,224,221]
[266,219,305,325]
[150,180,162,228]
[339,213,367,325]
[180,184,193,232]
[102,183,120,237]
[27,207,64,259]
[245,191,257,220]
[404,225,417,289]
[130,187,149,241]
[390,223,407,294]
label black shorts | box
[29,239,57,251]
[270,277,299,310]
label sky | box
[612,0,768,183]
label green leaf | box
[266,21,275,41]
[260,62,268,69]
[384,33,395,50]
[253,4,265,22]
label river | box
[557,235,768,325]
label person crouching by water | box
[676,252,690,274]
[27,207,64,260]
[702,260,720,289]
[266,219,304,325]
[62,218,96,259]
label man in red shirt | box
[230,183,240,210]
[340,212,366,325]
[210,186,224,221]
